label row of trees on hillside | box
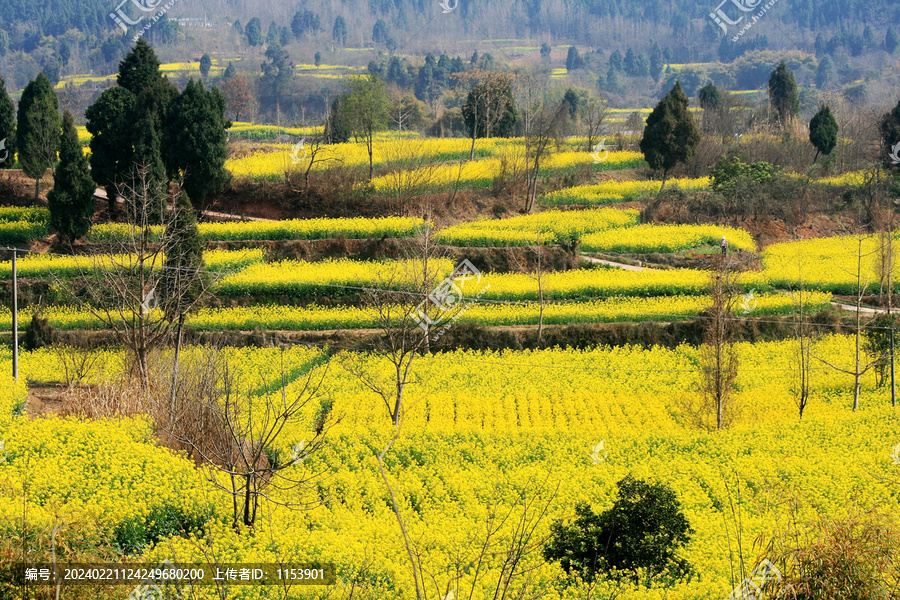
[0,39,230,244]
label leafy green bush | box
[544,475,694,586]
[113,503,208,555]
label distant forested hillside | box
[1,0,898,44]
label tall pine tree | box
[129,107,168,225]
[17,73,60,198]
[768,61,800,127]
[0,76,16,169]
[164,79,230,208]
[809,105,838,164]
[85,86,135,215]
[639,82,700,193]
[48,111,95,244]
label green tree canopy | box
[462,75,518,139]
[809,105,839,162]
[698,83,722,110]
[17,72,60,198]
[85,86,136,213]
[163,79,230,208]
[768,60,800,126]
[117,39,163,97]
[48,111,95,244]
[199,54,212,77]
[639,81,700,192]
[0,76,16,169]
[543,475,694,585]
[341,74,389,179]
[161,190,206,322]
[129,105,167,225]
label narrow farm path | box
[93,188,277,222]
[580,254,646,271]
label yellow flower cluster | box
[217,257,455,298]
[227,123,322,141]
[0,375,26,431]
[178,292,830,331]
[543,177,710,206]
[87,217,426,243]
[478,267,770,300]
[436,208,639,246]
[0,249,263,279]
[582,224,757,254]
[762,232,900,294]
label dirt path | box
[93,188,277,222]
[830,302,888,315]
[580,254,646,271]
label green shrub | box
[544,475,694,586]
[113,503,208,555]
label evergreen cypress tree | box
[0,76,16,169]
[161,190,205,322]
[130,107,168,225]
[649,43,664,82]
[809,105,839,164]
[48,111,95,244]
[163,79,230,208]
[85,86,136,215]
[117,39,163,97]
[17,73,60,199]
[768,60,800,126]
[639,81,700,193]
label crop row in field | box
[369,151,645,193]
[435,208,639,246]
[0,249,264,280]
[216,257,770,301]
[581,224,757,254]
[0,206,50,246]
[85,216,426,244]
[3,337,897,600]
[542,177,710,206]
[0,292,831,333]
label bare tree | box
[517,74,568,214]
[699,255,740,430]
[580,93,610,153]
[158,346,334,531]
[53,168,214,388]
[814,233,880,411]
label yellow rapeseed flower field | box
[582,224,757,254]
[436,208,639,246]
[543,177,710,206]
